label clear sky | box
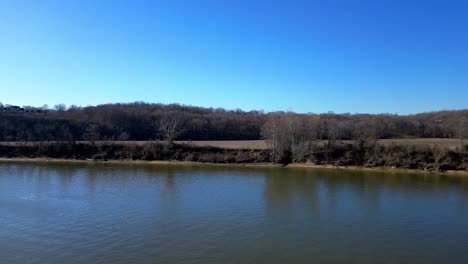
[0,0,467,114]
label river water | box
[1,161,467,263]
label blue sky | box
[0,0,467,114]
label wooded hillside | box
[0,102,466,142]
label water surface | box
[1,161,468,263]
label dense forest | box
[0,102,467,142]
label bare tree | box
[83,124,101,143]
[459,117,466,153]
[261,112,302,164]
[54,104,67,111]
[159,114,183,144]
[431,145,447,171]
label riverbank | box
[0,141,466,175]
[2,157,468,177]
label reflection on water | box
[1,161,468,263]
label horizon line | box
[2,101,467,117]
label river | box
[1,161,467,263]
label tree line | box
[0,102,466,143]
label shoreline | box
[1,157,467,177]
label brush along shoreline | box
[0,141,466,175]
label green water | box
[1,161,468,263]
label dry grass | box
[330,139,464,150]
[373,138,465,149]
[0,140,269,149]
[180,138,465,150]
[0,138,465,150]
[176,140,268,149]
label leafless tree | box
[54,104,67,111]
[459,117,467,152]
[83,124,101,143]
[261,114,281,163]
[261,112,304,164]
[431,145,447,171]
[159,114,183,144]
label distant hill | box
[0,102,467,142]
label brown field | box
[0,138,465,150]
[0,140,268,149]
[367,138,466,149]
[181,138,464,150]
